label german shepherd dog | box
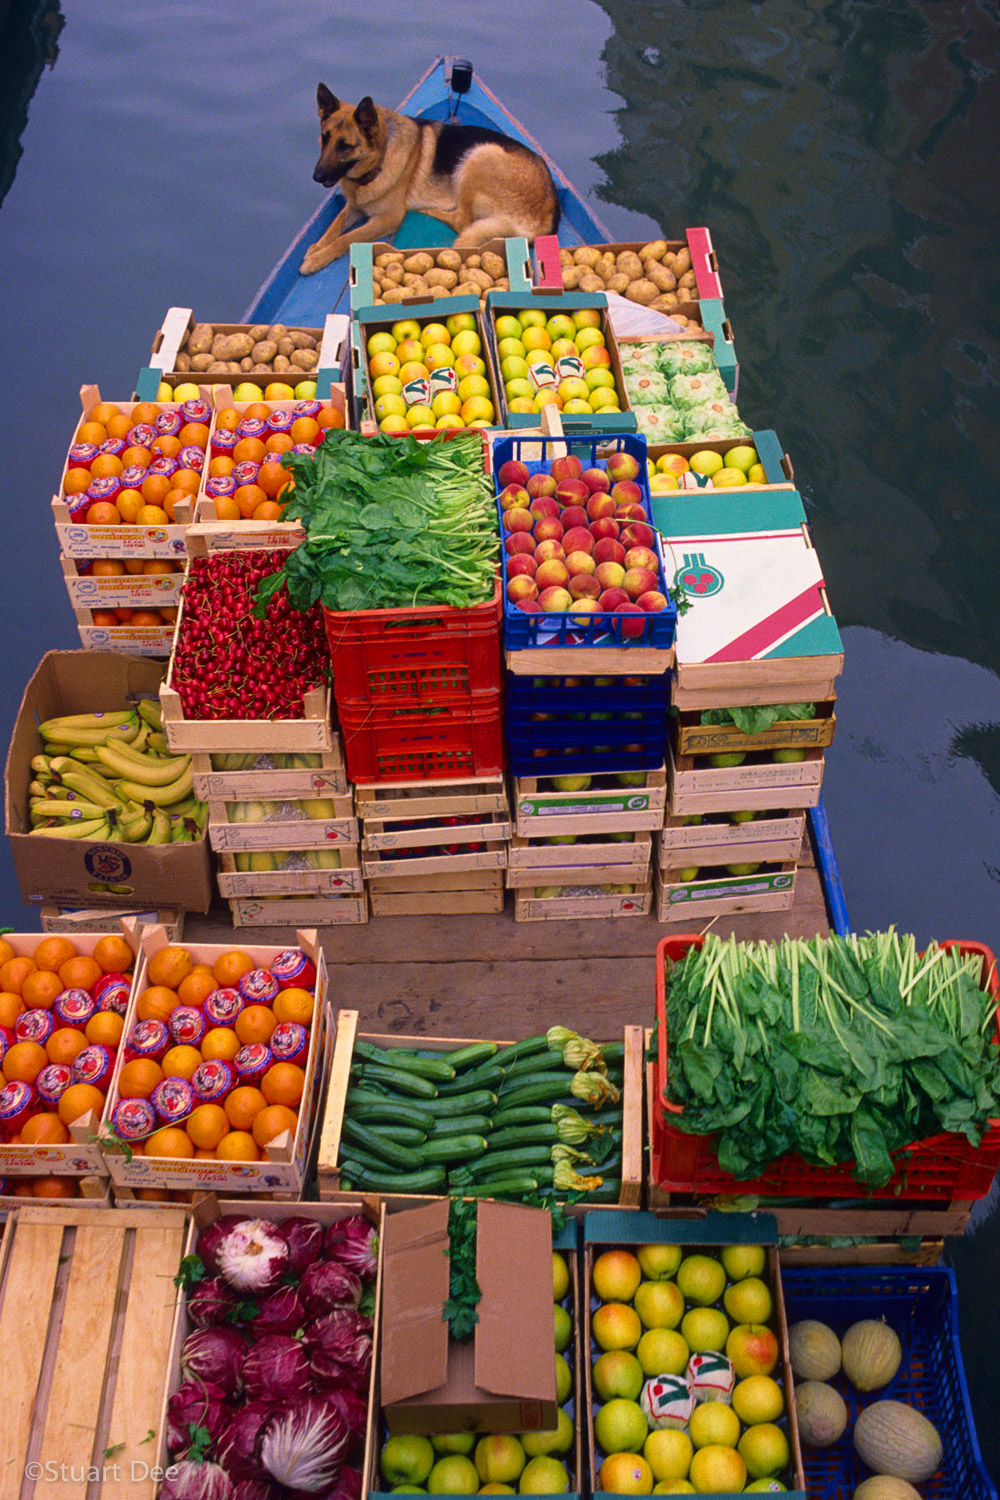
[300,84,561,275]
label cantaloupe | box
[853,1401,943,1483]
[854,1478,923,1500]
[842,1319,903,1391]
[795,1381,848,1448]
[788,1319,842,1381]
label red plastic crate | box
[323,579,502,710]
[652,933,1000,1202]
[338,693,505,783]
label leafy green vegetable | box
[699,702,816,735]
[661,931,1000,1188]
[254,430,498,616]
[443,1196,481,1342]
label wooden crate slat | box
[0,1222,65,1489]
[316,1009,359,1191]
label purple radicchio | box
[188,1276,240,1330]
[181,1326,248,1398]
[157,1460,234,1500]
[323,1216,378,1282]
[196,1215,253,1275]
[216,1400,280,1483]
[242,1333,311,1404]
[166,1379,231,1459]
[305,1309,373,1392]
[230,1484,283,1500]
[276,1214,326,1275]
[282,1462,364,1500]
[298,1260,362,1320]
[250,1284,306,1336]
[260,1393,349,1493]
[215,1219,290,1295]
[321,1387,368,1457]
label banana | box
[31,815,110,839]
[249,851,277,872]
[307,848,342,870]
[191,802,208,831]
[146,809,171,845]
[56,769,126,810]
[31,754,53,776]
[96,742,191,789]
[146,731,170,754]
[137,697,164,732]
[113,808,153,843]
[28,779,53,799]
[169,816,198,843]
[234,851,250,871]
[40,710,137,733]
[301,798,336,820]
[38,718,140,747]
[67,746,109,767]
[115,764,194,807]
[30,797,108,821]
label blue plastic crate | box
[781,1265,996,1500]
[505,711,667,777]
[493,431,677,652]
[506,672,672,714]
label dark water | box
[0,0,998,1476]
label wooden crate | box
[513,882,653,921]
[208,793,358,851]
[654,863,797,922]
[362,810,511,852]
[215,843,363,896]
[505,644,674,678]
[513,766,667,838]
[673,699,837,756]
[778,1240,944,1268]
[505,832,652,890]
[667,739,824,815]
[658,811,806,867]
[317,1011,643,1212]
[671,651,843,712]
[0,1179,110,1211]
[367,868,504,894]
[355,774,508,821]
[0,1204,187,1498]
[361,838,508,881]
[369,885,505,917]
[99,925,331,1196]
[192,745,348,800]
[228,893,369,927]
[60,554,186,609]
[39,905,184,939]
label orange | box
[58,954,101,991]
[13,1181,34,1196]
[273,987,314,1027]
[234,484,267,518]
[161,488,187,522]
[121,445,152,469]
[214,496,241,521]
[0,992,23,1029]
[0,939,13,967]
[244,401,271,421]
[32,1176,78,1199]
[253,500,285,521]
[152,434,182,459]
[77,420,108,446]
[116,489,145,523]
[91,453,124,479]
[233,437,266,465]
[257,462,291,499]
[178,421,210,448]
[185,1103,229,1150]
[64,469,92,496]
[290,416,320,445]
[117,1058,164,1099]
[106,412,132,441]
[86,501,122,525]
[133,507,169,527]
[265,431,294,455]
[261,1062,305,1107]
[224,1085,267,1132]
[130,401,160,425]
[132,609,168,625]
[148,945,194,990]
[201,1027,241,1063]
[160,1044,202,1081]
[89,402,121,426]
[32,936,77,972]
[194,1148,217,1160]
[216,1130,260,1161]
[21,969,64,1011]
[93,559,126,577]
[134,1186,174,1201]
[208,455,235,478]
[170,467,201,495]
[135,985,180,1024]
[215,407,241,431]
[253,1103,298,1148]
[212,949,256,987]
[140,473,171,506]
[235,1005,277,1047]
[46,1027,90,1067]
[21,1112,70,1145]
[4,1041,48,1083]
[93,934,134,974]
[144,1126,195,1159]
[0,955,37,994]
[92,610,119,627]
[85,1011,124,1048]
[57,1082,105,1126]
[177,964,218,1008]
[317,406,345,431]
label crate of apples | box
[489,302,632,427]
[363,310,498,433]
[584,1219,805,1496]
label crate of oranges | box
[98,925,330,1197]
[0,929,139,1179]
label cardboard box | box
[4,652,214,911]
[380,1197,558,1434]
[349,235,531,311]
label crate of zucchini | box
[318,1012,643,1209]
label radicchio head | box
[215,1219,290,1295]
[188,1276,240,1330]
[305,1309,373,1392]
[166,1379,231,1459]
[216,1400,279,1483]
[276,1215,326,1275]
[242,1333,311,1405]
[322,1216,378,1283]
[298,1260,362,1320]
[157,1460,234,1500]
[180,1326,248,1398]
[260,1394,349,1493]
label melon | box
[842,1319,903,1391]
[794,1380,848,1448]
[854,1479,923,1500]
[788,1319,841,1382]
[853,1401,943,1483]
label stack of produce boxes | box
[493,424,675,921]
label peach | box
[503,507,534,533]
[555,478,589,507]
[595,561,626,591]
[538,585,573,612]
[559,505,589,530]
[498,483,530,511]
[534,539,566,564]
[622,522,656,550]
[507,553,537,578]
[533,516,565,544]
[561,527,594,555]
[599,587,630,611]
[569,574,601,600]
[569,598,601,621]
[606,451,640,483]
[587,492,617,521]
[565,550,595,576]
[623,566,658,600]
[498,458,530,487]
[624,546,659,574]
[593,537,626,566]
[615,502,648,521]
[637,589,669,613]
[506,575,538,604]
[549,454,583,484]
[505,532,536,556]
[610,479,643,507]
[589,516,620,543]
[581,466,611,493]
[535,558,570,591]
[526,471,557,499]
[616,602,647,638]
[529,496,559,519]
[516,598,542,614]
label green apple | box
[594,1398,648,1456]
[688,449,724,476]
[392,319,423,341]
[721,1244,767,1280]
[475,1435,527,1485]
[551,774,591,792]
[585,366,617,391]
[381,1435,436,1487]
[593,1348,644,1402]
[495,315,524,339]
[677,1254,727,1305]
[616,771,646,787]
[677,867,700,882]
[726,862,761,876]
[501,355,529,383]
[730,809,756,824]
[637,1243,683,1279]
[447,312,477,336]
[589,387,621,412]
[427,1456,480,1494]
[709,751,747,767]
[522,1408,574,1459]
[681,814,703,827]
[555,1351,573,1404]
[520,308,547,329]
[547,834,577,845]
[773,747,807,762]
[554,1303,572,1351]
[294,379,318,400]
[723,1275,773,1325]
[546,313,576,342]
[519,1457,569,1494]
[724,444,759,473]
[505,378,534,401]
[432,1434,477,1456]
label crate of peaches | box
[98,927,330,1197]
[0,928,139,1178]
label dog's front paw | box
[300,243,329,276]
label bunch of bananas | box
[29,699,207,844]
[226,798,339,823]
[232,848,342,872]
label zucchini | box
[344,1092,436,1130]
[427,1113,494,1137]
[351,1062,439,1098]
[581,1177,622,1202]
[454,1174,539,1198]
[377,1125,428,1146]
[494,1077,578,1110]
[468,1145,553,1178]
[353,1040,455,1082]
[498,1035,550,1063]
[602,1042,625,1066]
[444,1042,498,1071]
[491,1105,554,1130]
[486,1124,558,1152]
[340,1159,447,1193]
[418,1134,489,1164]
[504,1054,571,1082]
[419,1090,498,1117]
[340,1120,423,1171]
[436,1062,506,1096]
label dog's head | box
[313,84,381,188]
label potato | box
[426,267,458,289]
[250,363,272,373]
[289,331,317,350]
[174,351,192,372]
[615,251,644,282]
[381,287,406,303]
[462,267,494,291]
[646,262,677,293]
[222,332,256,360]
[678,270,697,291]
[454,281,482,298]
[674,248,692,273]
[625,278,659,306]
[464,254,482,269]
[273,354,291,372]
[185,323,214,356]
[189,353,213,373]
[240,356,254,372]
[579,272,606,292]
[559,248,575,267]
[573,246,602,268]
[598,252,618,279]
[481,250,505,280]
[248,324,270,344]
[640,240,668,262]
[607,273,631,295]
[267,325,288,342]
[252,339,278,364]
[382,264,405,286]
[207,361,235,374]
[403,252,434,275]
[276,336,296,357]
[560,265,584,289]
[375,252,397,268]
[435,248,462,271]
[650,293,679,313]
[494,277,510,290]
[291,348,318,370]
[430,286,453,298]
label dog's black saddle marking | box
[431,124,519,177]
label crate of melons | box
[584,1210,806,1498]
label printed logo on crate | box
[83,845,132,882]
[675,551,724,597]
[668,870,794,902]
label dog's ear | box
[354,96,379,137]
[317,83,339,118]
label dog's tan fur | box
[300,85,560,275]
